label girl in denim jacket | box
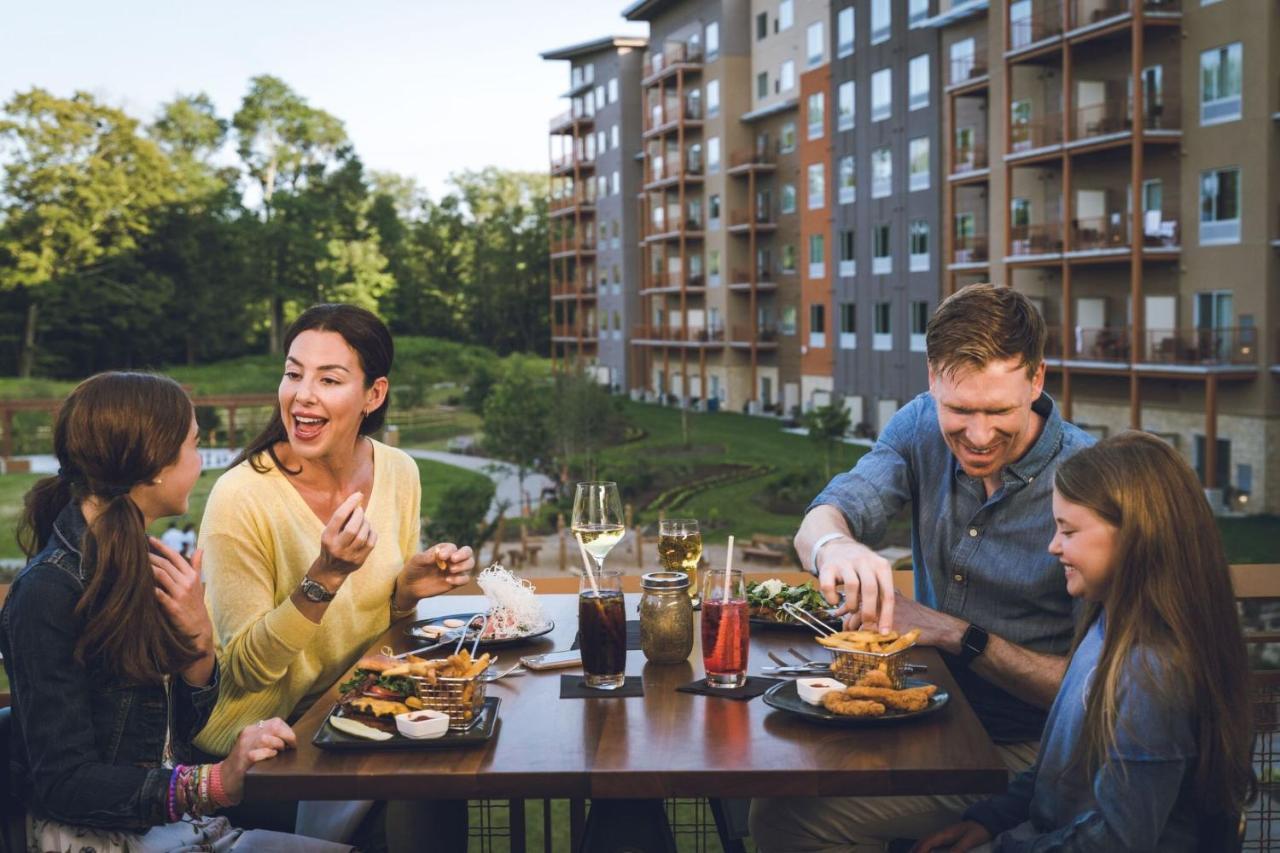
[916,432,1254,852]
[2,372,334,852]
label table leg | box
[578,799,676,853]
[508,799,526,853]
[570,799,586,852]
[709,798,750,852]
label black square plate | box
[313,697,501,751]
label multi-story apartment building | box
[830,0,943,433]
[544,37,648,389]
[928,0,1280,513]
[625,0,776,411]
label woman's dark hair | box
[233,303,394,474]
[1056,431,1255,821]
[17,372,201,684]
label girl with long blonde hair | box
[916,431,1254,852]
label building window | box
[871,68,892,122]
[597,131,607,153]
[807,21,825,66]
[611,125,619,149]
[807,163,825,210]
[780,0,794,30]
[909,220,930,272]
[1201,43,1242,125]
[837,7,855,58]
[709,194,721,227]
[757,11,769,40]
[781,183,797,214]
[1199,166,1241,244]
[781,306,798,335]
[701,79,718,118]
[595,85,606,111]
[871,0,891,44]
[780,122,797,152]
[873,301,892,350]
[807,92,825,139]
[608,78,618,103]
[612,171,620,195]
[838,80,855,130]
[808,234,825,279]
[910,300,928,351]
[909,0,930,25]
[780,60,796,92]
[838,155,856,204]
[908,137,930,191]
[951,38,976,85]
[757,72,769,99]
[709,249,721,285]
[1010,0,1033,50]
[707,137,721,173]
[871,147,892,198]
[597,176,608,199]
[781,244,797,273]
[908,54,929,110]
[839,229,856,277]
[840,303,857,349]
[705,22,719,59]
[810,304,826,348]
[873,223,892,275]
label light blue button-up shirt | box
[810,391,1095,742]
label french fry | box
[880,629,921,655]
[464,653,491,678]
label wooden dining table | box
[245,593,1008,802]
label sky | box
[0,0,648,200]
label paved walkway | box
[404,449,555,522]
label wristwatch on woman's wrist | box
[298,576,337,603]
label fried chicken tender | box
[821,693,887,717]
[857,669,894,689]
[842,685,937,713]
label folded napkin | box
[676,676,782,701]
[559,675,644,698]
[570,620,642,651]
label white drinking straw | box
[723,534,735,602]
[577,539,602,599]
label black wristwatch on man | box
[957,622,989,667]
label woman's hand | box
[911,820,993,853]
[218,717,297,806]
[312,492,378,584]
[393,543,475,611]
[149,536,215,685]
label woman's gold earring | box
[153,478,163,486]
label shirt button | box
[954,573,964,583]
[1028,475,1034,482]
[969,528,978,537]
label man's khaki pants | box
[749,741,1038,852]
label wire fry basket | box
[409,612,492,731]
[780,602,914,689]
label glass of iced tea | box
[579,570,627,689]
[658,518,702,604]
[701,568,748,688]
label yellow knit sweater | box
[193,440,421,756]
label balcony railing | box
[1144,327,1257,366]
[1071,214,1128,251]
[952,145,989,175]
[646,97,703,131]
[550,237,596,255]
[729,268,776,287]
[549,191,596,213]
[1072,99,1131,140]
[731,325,780,344]
[1009,1,1064,51]
[1068,0,1181,29]
[646,156,703,185]
[728,148,774,170]
[644,41,704,82]
[631,324,724,344]
[1010,112,1064,152]
[552,324,596,339]
[728,210,776,230]
[948,49,989,87]
[952,233,989,264]
[1010,222,1064,255]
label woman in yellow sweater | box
[196,303,474,847]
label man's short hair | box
[926,283,1045,379]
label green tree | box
[483,357,552,510]
[550,371,623,479]
[805,402,853,480]
[0,89,178,376]
[426,478,498,553]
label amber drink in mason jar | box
[658,518,702,604]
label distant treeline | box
[0,76,549,378]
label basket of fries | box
[818,629,920,690]
[408,649,494,731]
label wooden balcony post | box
[1205,375,1219,490]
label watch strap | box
[958,623,989,667]
[299,576,337,603]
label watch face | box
[302,579,332,602]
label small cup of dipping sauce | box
[395,709,450,739]
[796,678,847,706]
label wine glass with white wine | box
[572,482,626,575]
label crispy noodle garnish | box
[476,564,545,638]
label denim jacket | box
[0,503,219,831]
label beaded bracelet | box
[167,765,183,823]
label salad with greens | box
[746,578,838,624]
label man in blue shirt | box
[750,284,1095,851]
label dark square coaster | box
[570,620,642,651]
[559,675,644,698]
[676,676,782,701]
